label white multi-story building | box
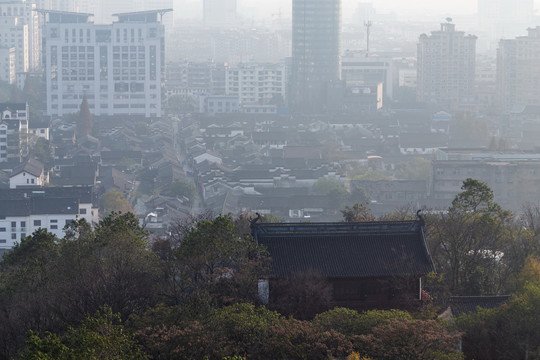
[43,10,168,118]
[0,103,28,162]
[225,63,287,106]
[198,95,239,115]
[0,186,98,250]
[0,0,40,73]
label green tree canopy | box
[428,178,515,296]
[20,307,145,360]
[341,203,376,222]
[102,190,133,216]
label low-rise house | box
[9,159,47,188]
[193,151,222,165]
[99,166,135,194]
[441,296,511,319]
[28,118,51,141]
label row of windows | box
[0,218,78,230]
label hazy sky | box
[238,0,477,16]
[175,0,483,20]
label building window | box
[34,220,41,226]
[0,239,6,243]
[20,221,25,227]
[50,225,58,230]
[80,208,87,215]
[11,221,15,228]
[11,233,16,239]
[20,233,25,239]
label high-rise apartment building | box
[291,0,341,113]
[0,0,40,74]
[417,22,476,109]
[497,27,540,112]
[43,10,168,118]
[203,0,236,28]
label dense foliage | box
[4,179,540,359]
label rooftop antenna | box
[364,20,372,57]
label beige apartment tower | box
[497,27,540,112]
[417,22,476,110]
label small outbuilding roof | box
[447,295,510,318]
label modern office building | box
[417,22,476,110]
[291,0,341,113]
[497,27,540,112]
[203,0,236,28]
[43,10,169,118]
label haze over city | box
[3,0,540,358]
[175,0,540,19]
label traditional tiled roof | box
[448,296,510,317]
[0,186,94,204]
[253,220,435,279]
[0,102,27,112]
[0,197,78,218]
[10,159,44,178]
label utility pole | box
[364,20,372,57]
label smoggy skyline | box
[173,0,540,20]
